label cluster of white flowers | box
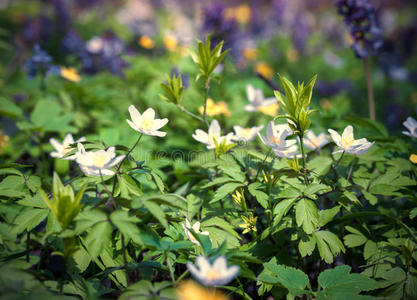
[49,105,168,176]
[187,255,239,286]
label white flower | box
[244,84,277,112]
[192,120,234,150]
[186,256,239,286]
[75,143,125,176]
[258,122,299,158]
[328,125,374,155]
[402,117,417,138]
[232,125,264,142]
[49,133,86,160]
[303,130,329,150]
[127,105,168,137]
[181,219,209,246]
[86,36,104,53]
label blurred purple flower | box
[201,2,238,48]
[316,79,353,97]
[24,44,60,78]
[335,0,383,58]
[61,30,85,54]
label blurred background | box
[0,0,417,162]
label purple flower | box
[335,0,383,58]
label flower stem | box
[121,233,130,285]
[255,148,272,181]
[177,104,205,123]
[320,151,345,184]
[363,57,375,120]
[202,78,210,128]
[117,133,144,170]
[299,135,309,185]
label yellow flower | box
[164,34,178,51]
[198,98,231,117]
[410,154,417,164]
[234,4,252,24]
[232,189,245,206]
[0,131,10,154]
[255,62,273,80]
[61,67,81,82]
[242,48,258,61]
[138,35,155,49]
[177,280,228,300]
[320,98,332,110]
[286,48,299,62]
[239,213,257,234]
[257,103,279,117]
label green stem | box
[121,234,130,285]
[363,57,375,120]
[299,135,309,185]
[320,151,345,183]
[177,104,204,123]
[117,133,143,170]
[255,148,272,181]
[26,231,30,262]
[202,78,210,127]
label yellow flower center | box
[410,154,417,164]
[206,269,222,282]
[269,136,282,145]
[242,128,252,139]
[141,119,154,131]
[93,154,108,168]
[341,136,354,148]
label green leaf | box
[142,199,168,229]
[318,265,379,299]
[210,182,244,204]
[344,226,367,248]
[273,199,296,225]
[298,234,316,257]
[319,206,340,227]
[248,183,269,209]
[295,199,319,234]
[263,260,310,296]
[314,230,345,263]
[84,221,112,259]
[13,207,49,234]
[110,210,141,244]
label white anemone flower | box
[303,130,329,150]
[244,84,277,112]
[232,125,264,142]
[192,120,234,149]
[127,105,168,137]
[49,133,86,160]
[328,125,374,155]
[181,219,209,246]
[75,143,125,176]
[258,122,299,158]
[186,256,239,286]
[402,117,417,138]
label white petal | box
[195,256,211,274]
[244,104,257,112]
[155,118,168,129]
[257,132,269,146]
[127,119,139,132]
[193,130,209,144]
[266,121,275,139]
[328,129,341,145]
[209,120,221,136]
[342,125,354,140]
[63,133,74,146]
[128,105,142,123]
[50,151,62,158]
[246,84,255,103]
[187,262,204,282]
[213,256,227,271]
[49,138,63,152]
[192,221,201,232]
[142,107,155,120]
[150,130,167,137]
[222,265,240,283]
